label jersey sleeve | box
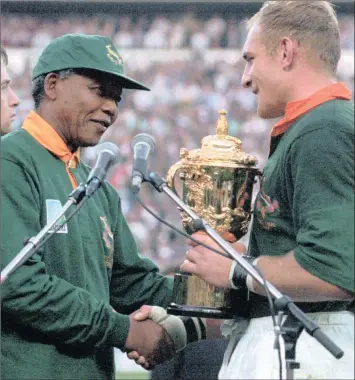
[109,198,174,313]
[288,126,354,293]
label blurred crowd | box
[2,13,354,50]
[2,12,354,272]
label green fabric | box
[32,33,150,91]
[249,99,354,298]
[1,129,173,380]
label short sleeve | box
[289,126,354,292]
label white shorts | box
[219,311,354,380]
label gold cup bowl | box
[166,110,261,319]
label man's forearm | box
[2,258,129,350]
[250,251,354,302]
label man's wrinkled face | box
[241,25,288,119]
[1,62,20,135]
[51,71,123,151]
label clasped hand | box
[125,233,245,369]
[124,305,177,370]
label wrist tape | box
[230,256,256,289]
[149,306,206,352]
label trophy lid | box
[179,109,257,168]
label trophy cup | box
[166,109,261,319]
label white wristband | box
[246,257,260,293]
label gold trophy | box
[166,109,261,319]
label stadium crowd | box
[2,12,354,272]
[1,13,354,50]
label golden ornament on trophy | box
[166,109,261,319]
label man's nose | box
[9,87,20,108]
[242,67,252,88]
[102,98,117,119]
[241,72,252,89]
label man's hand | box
[124,307,176,369]
[126,305,206,370]
[181,232,246,288]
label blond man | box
[178,1,354,379]
[1,45,20,136]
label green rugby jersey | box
[1,116,173,380]
[249,98,354,312]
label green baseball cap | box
[32,33,150,91]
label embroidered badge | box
[46,199,68,234]
[106,44,123,65]
[100,216,114,269]
[255,177,280,230]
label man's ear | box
[280,37,298,72]
[43,73,60,101]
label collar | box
[22,111,80,168]
[271,82,352,137]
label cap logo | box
[106,44,123,65]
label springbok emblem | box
[106,44,123,65]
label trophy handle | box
[166,161,182,193]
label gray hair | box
[32,69,75,109]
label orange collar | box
[22,111,80,168]
[271,82,352,137]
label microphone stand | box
[144,171,344,380]
[1,184,88,284]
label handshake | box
[124,305,206,369]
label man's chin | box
[78,135,104,148]
[257,105,283,120]
[0,124,12,136]
[80,141,101,148]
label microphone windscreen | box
[95,142,121,165]
[130,133,156,153]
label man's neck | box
[287,72,336,104]
[36,107,76,153]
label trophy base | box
[167,303,235,319]
[168,271,247,319]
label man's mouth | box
[91,119,110,129]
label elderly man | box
[130,1,354,379]
[1,34,205,380]
[1,45,20,135]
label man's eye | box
[90,86,102,94]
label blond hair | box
[247,1,341,75]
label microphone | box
[86,142,121,196]
[130,133,156,194]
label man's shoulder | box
[1,129,37,162]
[297,99,354,133]
[286,99,354,144]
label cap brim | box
[33,65,150,91]
[98,69,150,91]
